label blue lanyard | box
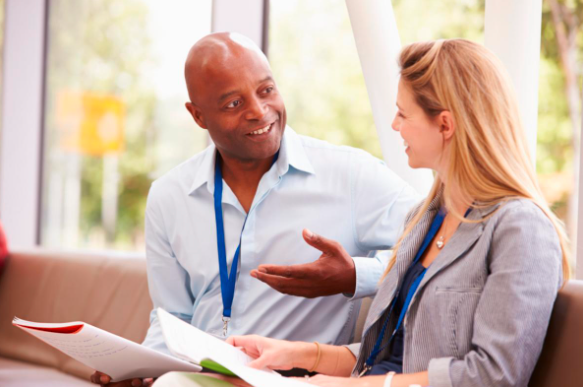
[364,208,447,370]
[213,152,278,336]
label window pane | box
[268,0,485,160]
[268,0,381,158]
[41,0,212,250]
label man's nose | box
[245,95,268,121]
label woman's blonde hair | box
[383,39,571,282]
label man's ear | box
[185,102,208,129]
[438,110,455,141]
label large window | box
[41,0,212,251]
[36,0,581,259]
[270,0,583,269]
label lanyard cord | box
[213,151,279,323]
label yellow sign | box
[56,91,125,156]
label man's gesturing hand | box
[250,229,356,298]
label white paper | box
[157,308,254,367]
[13,317,201,381]
[214,356,312,387]
[157,308,311,387]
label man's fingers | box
[252,270,298,291]
[254,263,315,279]
[90,371,111,384]
[302,229,340,253]
[107,379,141,387]
[251,271,317,297]
[90,373,150,387]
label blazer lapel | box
[363,194,442,332]
[416,203,495,292]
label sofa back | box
[0,249,152,380]
[530,280,583,386]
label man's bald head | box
[182,32,286,163]
[184,32,269,103]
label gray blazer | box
[349,193,563,387]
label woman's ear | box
[438,110,456,141]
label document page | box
[157,309,311,387]
[157,308,253,367]
[13,317,201,381]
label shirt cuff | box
[428,357,454,387]
[344,256,383,300]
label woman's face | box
[392,80,448,172]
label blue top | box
[368,260,426,374]
[365,208,448,375]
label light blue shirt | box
[142,127,420,353]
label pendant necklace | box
[436,215,448,249]
[436,235,445,249]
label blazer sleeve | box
[428,202,563,387]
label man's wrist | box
[342,259,357,294]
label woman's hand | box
[226,335,314,371]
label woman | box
[227,39,570,387]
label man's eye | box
[264,87,274,93]
[227,100,241,109]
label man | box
[91,32,419,386]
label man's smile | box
[245,120,278,140]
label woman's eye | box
[227,100,241,109]
[264,87,273,93]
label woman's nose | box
[391,115,400,132]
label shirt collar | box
[187,126,315,196]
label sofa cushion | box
[0,357,94,386]
[0,249,153,380]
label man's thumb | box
[302,229,333,252]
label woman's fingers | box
[247,354,271,370]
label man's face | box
[186,50,286,162]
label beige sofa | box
[0,249,581,387]
[0,249,152,386]
[0,248,369,386]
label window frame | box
[0,0,580,279]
